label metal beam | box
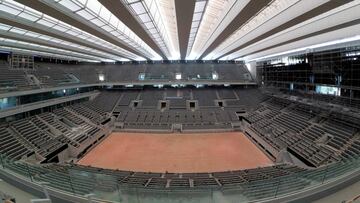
[238,19,360,59]
[0,31,109,60]
[199,0,272,59]
[99,0,167,60]
[0,39,103,60]
[14,0,148,60]
[218,0,352,59]
[175,0,196,59]
[0,16,129,60]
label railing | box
[0,154,359,203]
[0,91,99,118]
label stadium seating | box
[0,61,30,91]
[10,119,63,157]
[244,96,360,167]
[1,100,108,161]
[116,109,237,130]
[193,89,218,107]
[2,160,305,191]
[0,125,33,160]
[28,65,79,87]
[91,91,122,112]
[3,87,358,168]
[282,90,360,110]
[0,86,359,195]
[0,60,254,94]
[139,89,164,108]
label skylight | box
[121,0,179,59]
[54,0,162,60]
[0,0,143,60]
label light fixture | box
[138,73,146,80]
[175,73,182,80]
[212,71,218,80]
[98,74,105,81]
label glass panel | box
[86,0,102,14]
[76,9,95,20]
[25,32,40,38]
[37,19,56,27]
[37,35,52,41]
[149,28,157,34]
[191,21,200,28]
[52,24,69,32]
[0,24,11,31]
[9,28,27,35]
[193,13,202,21]
[194,1,206,12]
[139,13,151,22]
[101,25,113,32]
[68,168,122,202]
[0,4,22,15]
[144,22,155,29]
[18,12,40,22]
[90,18,105,27]
[65,29,80,36]
[77,0,87,4]
[109,15,119,27]
[59,0,82,11]
[99,7,111,21]
[131,2,146,14]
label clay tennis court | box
[78,132,272,173]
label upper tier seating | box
[0,61,254,93]
[28,65,79,86]
[282,90,360,110]
[0,61,29,91]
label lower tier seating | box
[245,96,360,167]
[3,160,305,191]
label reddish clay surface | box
[78,132,272,173]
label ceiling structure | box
[0,0,358,62]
